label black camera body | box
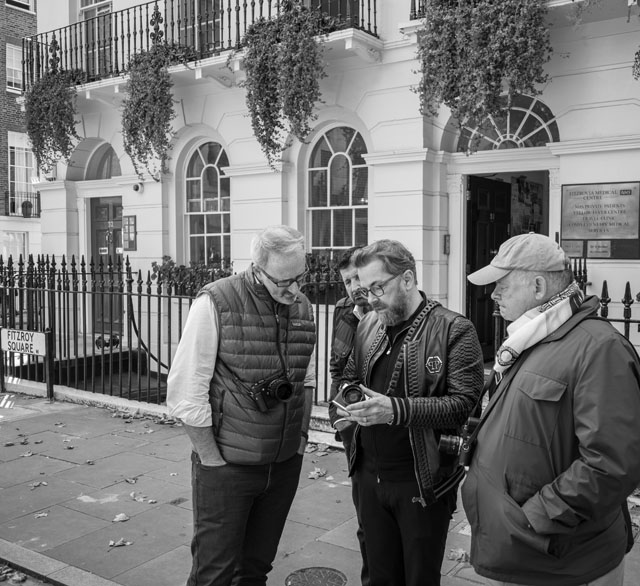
[249,372,293,412]
[332,381,365,411]
[438,416,481,467]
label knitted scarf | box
[495,281,584,374]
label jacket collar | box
[542,295,599,343]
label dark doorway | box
[466,176,511,360]
[90,197,123,334]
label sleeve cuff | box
[390,397,410,426]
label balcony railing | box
[3,191,41,219]
[22,0,377,88]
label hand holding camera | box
[332,382,394,427]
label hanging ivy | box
[24,68,81,174]
[633,46,640,80]
[121,43,177,180]
[242,0,342,166]
[416,0,552,133]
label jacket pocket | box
[504,372,567,448]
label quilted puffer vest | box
[198,268,316,464]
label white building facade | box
[30,0,640,356]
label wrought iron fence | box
[0,254,346,405]
[23,0,378,88]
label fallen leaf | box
[86,460,95,465]
[34,511,49,518]
[447,547,470,562]
[20,451,34,458]
[19,439,29,445]
[34,440,43,444]
[170,472,178,476]
[308,467,327,480]
[54,422,66,427]
[64,446,75,450]
[112,513,130,523]
[4,442,14,447]
[108,537,133,547]
[29,481,47,490]
[125,478,137,484]
[326,476,334,481]
[148,499,158,504]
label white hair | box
[250,225,305,267]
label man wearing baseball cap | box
[462,232,640,586]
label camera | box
[438,417,481,467]
[332,381,365,411]
[249,373,293,412]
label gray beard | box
[374,294,410,327]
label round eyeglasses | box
[356,274,400,298]
[258,266,309,289]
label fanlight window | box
[457,95,559,152]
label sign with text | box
[1,329,46,355]
[561,182,640,259]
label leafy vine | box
[416,0,552,135]
[24,68,81,174]
[242,0,342,166]
[121,43,177,180]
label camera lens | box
[438,435,463,456]
[343,385,364,404]
[270,379,293,402]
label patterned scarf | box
[495,281,584,374]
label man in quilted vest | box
[337,239,484,586]
[167,225,316,586]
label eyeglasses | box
[258,266,309,289]
[356,274,400,298]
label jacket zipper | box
[404,342,426,505]
[274,307,288,460]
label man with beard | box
[328,246,371,585]
[337,240,484,586]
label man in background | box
[328,246,371,585]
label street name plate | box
[1,329,46,355]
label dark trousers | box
[352,467,456,586]
[187,451,303,586]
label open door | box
[466,176,511,361]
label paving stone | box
[0,504,110,552]
[0,477,86,525]
[61,475,191,521]
[130,432,192,462]
[38,433,150,466]
[287,479,355,531]
[52,451,171,490]
[317,515,360,552]
[144,457,191,487]
[276,518,327,560]
[45,504,192,579]
[114,545,192,586]
[0,454,75,489]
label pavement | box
[1,389,640,586]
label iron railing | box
[0,254,346,405]
[22,0,378,88]
[3,191,41,218]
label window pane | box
[206,236,222,263]
[310,136,332,168]
[190,236,205,263]
[326,127,355,154]
[329,155,350,207]
[189,215,205,234]
[187,151,204,178]
[186,180,201,212]
[207,214,222,233]
[350,133,367,165]
[222,213,230,233]
[355,208,368,246]
[352,167,368,205]
[333,209,352,247]
[6,45,22,90]
[309,170,327,207]
[202,142,221,165]
[203,167,218,211]
[218,150,229,170]
[223,235,231,265]
[312,210,331,248]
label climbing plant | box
[24,45,81,174]
[242,0,342,166]
[416,0,552,133]
[121,43,176,180]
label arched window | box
[457,95,560,152]
[185,142,230,266]
[86,143,121,180]
[308,127,368,254]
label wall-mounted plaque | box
[561,182,640,259]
